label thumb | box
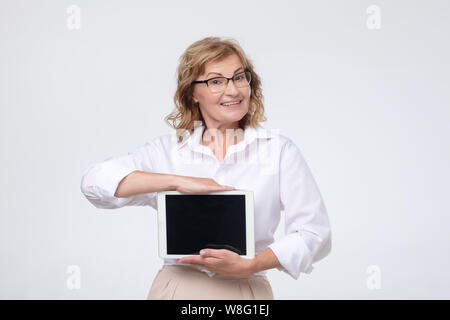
[200,249,225,258]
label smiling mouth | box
[220,100,242,107]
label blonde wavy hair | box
[165,37,267,138]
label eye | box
[209,78,225,85]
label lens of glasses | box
[207,71,251,93]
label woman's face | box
[192,54,250,130]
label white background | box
[1,0,449,299]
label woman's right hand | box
[174,175,236,194]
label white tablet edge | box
[157,190,255,260]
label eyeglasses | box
[191,70,251,93]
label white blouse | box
[80,123,332,279]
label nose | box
[224,78,240,96]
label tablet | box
[157,190,255,259]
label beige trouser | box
[147,265,274,300]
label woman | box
[80,37,332,300]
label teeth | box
[221,101,240,106]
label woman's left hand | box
[176,249,255,278]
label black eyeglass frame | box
[191,69,251,89]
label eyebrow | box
[206,67,244,77]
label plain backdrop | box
[1,0,449,299]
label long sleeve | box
[80,141,158,210]
[268,138,332,279]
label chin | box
[224,111,247,121]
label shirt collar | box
[175,124,277,153]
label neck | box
[200,121,245,152]
[209,123,240,137]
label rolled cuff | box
[80,160,140,209]
[268,233,314,280]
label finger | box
[216,185,235,191]
[177,256,205,266]
[202,257,221,268]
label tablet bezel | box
[157,190,255,259]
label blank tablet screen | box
[165,194,247,255]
